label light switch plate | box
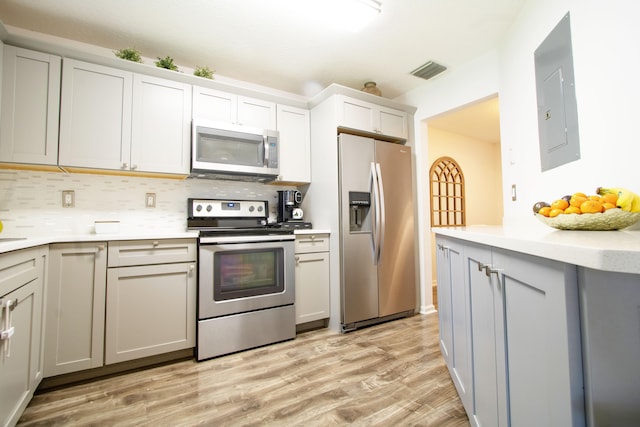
[145,193,156,208]
[62,190,75,208]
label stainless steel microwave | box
[191,119,279,182]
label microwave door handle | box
[263,136,269,166]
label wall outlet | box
[62,190,75,208]
[145,193,156,208]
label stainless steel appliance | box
[276,190,312,230]
[338,133,416,332]
[188,198,295,361]
[191,119,279,182]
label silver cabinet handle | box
[97,245,105,251]
[122,163,128,169]
[295,255,300,265]
[152,241,159,247]
[478,263,489,272]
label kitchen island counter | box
[433,224,640,274]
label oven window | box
[213,248,284,300]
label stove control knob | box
[257,206,263,212]
[195,204,202,212]
[206,205,212,212]
[249,206,255,212]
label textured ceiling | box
[0,0,525,100]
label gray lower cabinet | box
[435,235,585,427]
[294,234,330,325]
[44,239,196,377]
[44,242,107,376]
[578,268,640,426]
[105,239,196,364]
[1,246,47,427]
[435,236,472,411]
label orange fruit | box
[570,194,588,208]
[580,200,604,213]
[538,206,552,217]
[602,202,617,211]
[588,195,601,201]
[573,192,587,198]
[564,206,581,214]
[551,199,569,211]
[549,208,564,218]
[600,193,618,205]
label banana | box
[596,187,640,212]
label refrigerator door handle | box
[375,162,385,264]
[369,162,380,264]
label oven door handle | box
[199,235,295,244]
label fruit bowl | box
[535,208,640,230]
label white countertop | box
[294,229,331,235]
[0,231,200,254]
[0,229,333,254]
[433,225,640,274]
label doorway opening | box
[427,95,503,310]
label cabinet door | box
[436,236,471,410]
[131,74,192,174]
[0,46,61,165]
[105,262,196,364]
[494,249,583,427]
[0,278,42,427]
[45,242,107,376]
[276,104,311,183]
[192,86,237,123]
[377,106,408,139]
[435,238,453,365]
[59,59,133,170]
[237,96,276,129]
[339,96,376,132]
[466,242,502,427]
[294,251,330,324]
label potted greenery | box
[194,65,215,79]
[155,56,179,71]
[113,47,142,63]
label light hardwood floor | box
[18,313,469,426]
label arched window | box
[429,156,465,227]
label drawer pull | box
[152,241,159,247]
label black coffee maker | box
[276,190,311,228]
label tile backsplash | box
[0,169,294,237]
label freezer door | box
[338,134,378,325]
[375,141,416,317]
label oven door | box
[198,237,294,319]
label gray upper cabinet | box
[59,59,192,175]
[193,86,276,129]
[0,45,61,165]
[58,59,133,171]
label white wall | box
[396,0,640,312]
[500,0,640,223]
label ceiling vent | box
[411,61,447,80]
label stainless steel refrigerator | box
[338,133,416,332]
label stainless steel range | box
[188,198,296,361]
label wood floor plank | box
[18,313,469,426]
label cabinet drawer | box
[108,239,196,267]
[0,247,43,297]
[295,234,329,253]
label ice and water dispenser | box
[348,191,371,233]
